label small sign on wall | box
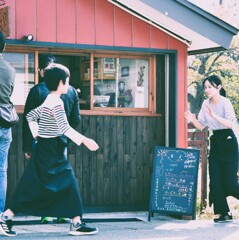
[0,7,10,37]
[103,58,115,74]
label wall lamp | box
[22,34,34,41]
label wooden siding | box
[114,7,132,47]
[76,0,95,45]
[132,18,150,48]
[5,0,183,50]
[6,115,164,211]
[95,0,114,46]
[4,0,188,147]
[57,0,76,43]
[150,26,168,49]
[15,0,37,40]
[37,0,57,42]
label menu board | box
[148,146,200,220]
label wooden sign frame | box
[148,146,200,221]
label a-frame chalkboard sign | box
[148,146,200,221]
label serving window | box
[80,54,152,112]
[5,48,157,116]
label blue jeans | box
[0,127,12,213]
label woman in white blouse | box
[185,74,239,223]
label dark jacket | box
[22,82,80,153]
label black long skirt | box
[9,137,84,218]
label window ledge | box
[80,109,162,117]
[16,105,162,117]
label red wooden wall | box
[4,0,188,147]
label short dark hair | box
[44,63,70,91]
[39,54,56,69]
[0,32,6,52]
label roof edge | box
[188,46,226,55]
[177,0,239,34]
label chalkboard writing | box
[148,146,200,220]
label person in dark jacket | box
[22,55,81,224]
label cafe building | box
[2,0,237,212]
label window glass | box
[81,57,149,108]
[3,53,34,105]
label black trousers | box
[209,129,239,215]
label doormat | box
[13,218,142,225]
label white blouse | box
[198,96,237,130]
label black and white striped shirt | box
[26,94,70,138]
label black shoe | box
[69,222,98,236]
[0,220,17,237]
[214,213,233,223]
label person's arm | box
[26,106,42,139]
[22,88,38,158]
[53,104,99,151]
[68,87,81,129]
[206,100,236,129]
[184,111,204,131]
[64,128,98,151]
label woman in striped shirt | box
[0,63,99,237]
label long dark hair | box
[203,75,226,97]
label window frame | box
[3,47,37,113]
[5,46,158,116]
[87,53,156,115]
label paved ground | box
[1,212,239,240]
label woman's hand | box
[205,105,216,118]
[24,152,31,160]
[83,137,99,151]
[184,110,203,130]
[205,105,234,129]
[184,111,196,123]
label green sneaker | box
[57,217,70,224]
[40,217,53,224]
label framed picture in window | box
[121,66,129,77]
